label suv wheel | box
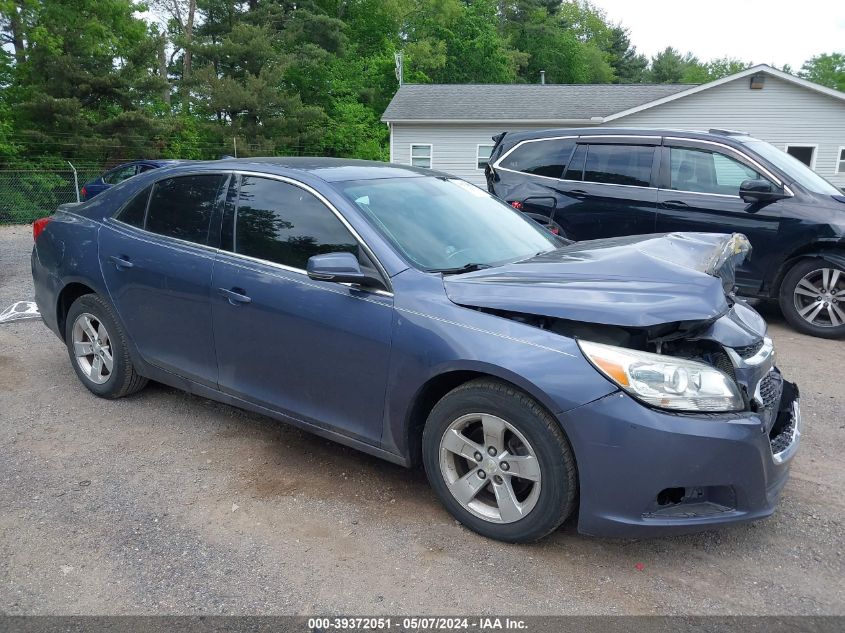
[422,379,577,543]
[65,294,148,398]
[779,258,845,338]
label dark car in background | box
[486,128,845,339]
[80,159,178,200]
[31,158,799,542]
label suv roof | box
[497,127,756,147]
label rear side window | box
[146,174,228,245]
[583,144,654,187]
[499,138,576,178]
[233,176,358,269]
[116,186,151,228]
[103,165,137,185]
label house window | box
[837,148,845,174]
[785,145,817,169]
[476,144,494,169]
[410,144,432,169]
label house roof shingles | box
[381,83,697,122]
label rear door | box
[99,173,230,387]
[552,138,660,241]
[655,140,783,294]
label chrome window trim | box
[664,136,794,196]
[493,135,657,190]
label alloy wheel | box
[439,413,541,524]
[71,312,114,385]
[793,267,845,328]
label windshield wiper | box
[435,262,492,275]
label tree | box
[800,53,845,92]
[604,26,647,83]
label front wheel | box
[779,258,845,338]
[422,379,577,543]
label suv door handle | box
[569,189,588,199]
[108,255,134,270]
[218,287,252,306]
[662,200,689,209]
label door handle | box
[218,287,252,306]
[569,189,588,199]
[662,200,689,209]
[108,255,134,270]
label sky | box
[590,0,845,71]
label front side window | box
[583,144,654,187]
[233,176,358,270]
[741,139,840,196]
[669,147,762,195]
[498,138,576,178]
[476,145,493,170]
[410,144,432,169]
[103,165,137,185]
[145,174,228,244]
[116,185,151,228]
[337,176,558,271]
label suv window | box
[103,165,137,185]
[583,144,654,187]
[116,185,151,228]
[233,176,358,270]
[145,174,228,244]
[669,147,763,195]
[499,138,576,178]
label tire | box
[64,293,148,398]
[422,378,577,543]
[778,258,845,339]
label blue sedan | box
[80,159,178,200]
[31,158,800,542]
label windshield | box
[335,177,559,271]
[742,139,841,196]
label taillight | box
[510,201,523,210]
[80,186,87,199]
[549,226,560,235]
[33,217,51,241]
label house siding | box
[389,74,845,189]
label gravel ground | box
[1,224,843,615]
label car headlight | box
[578,340,744,412]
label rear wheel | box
[422,379,577,543]
[779,258,845,338]
[65,294,148,398]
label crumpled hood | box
[444,232,752,328]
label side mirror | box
[306,252,385,289]
[740,179,788,204]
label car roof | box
[161,157,447,183]
[498,127,755,146]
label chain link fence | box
[0,166,103,224]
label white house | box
[382,64,845,189]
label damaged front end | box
[444,232,799,460]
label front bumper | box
[560,377,800,538]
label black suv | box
[486,128,845,338]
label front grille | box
[758,371,783,410]
[770,414,796,454]
[711,350,736,381]
[733,339,764,359]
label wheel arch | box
[56,282,98,340]
[769,242,845,295]
[402,365,566,468]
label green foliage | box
[800,53,845,92]
[0,0,840,215]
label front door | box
[655,143,783,294]
[553,141,660,241]
[210,175,393,445]
[99,173,230,387]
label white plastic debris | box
[0,301,41,323]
